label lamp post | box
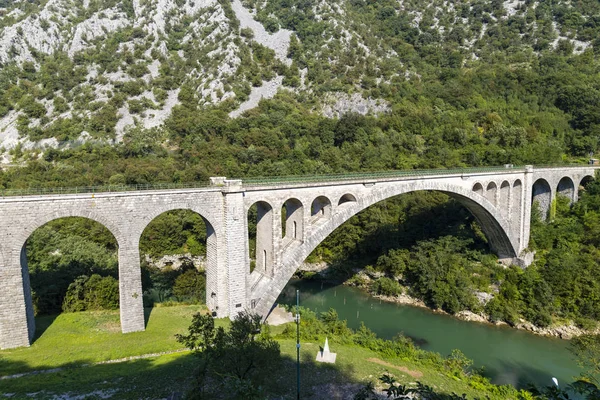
[296,289,301,399]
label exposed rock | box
[321,93,391,119]
[373,293,427,308]
[0,0,595,158]
[68,8,130,57]
[455,310,488,323]
[515,320,600,339]
[229,76,284,118]
[474,291,494,305]
[265,305,294,326]
[342,273,600,339]
[231,0,292,65]
[298,262,329,273]
[144,253,206,271]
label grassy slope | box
[0,305,206,375]
[0,306,517,399]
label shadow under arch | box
[579,175,595,193]
[253,183,518,316]
[338,193,357,205]
[311,195,332,221]
[557,176,575,202]
[281,198,304,242]
[138,207,217,313]
[532,178,552,220]
[11,212,121,345]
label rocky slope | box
[0,0,596,160]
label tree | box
[570,334,600,386]
[62,274,119,312]
[176,311,280,398]
[172,268,205,303]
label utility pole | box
[296,289,301,400]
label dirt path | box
[0,349,189,380]
[366,357,423,378]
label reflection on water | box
[277,279,582,390]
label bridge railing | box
[240,165,528,186]
[241,164,599,186]
[0,181,212,197]
[0,164,594,197]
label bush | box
[575,317,598,331]
[62,274,119,312]
[371,277,403,297]
[172,269,206,303]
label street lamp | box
[296,289,301,400]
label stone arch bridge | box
[0,165,596,349]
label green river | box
[278,279,582,390]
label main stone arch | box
[251,181,518,317]
[1,209,127,350]
[137,206,220,315]
[14,209,124,252]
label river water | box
[277,279,582,390]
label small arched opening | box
[557,177,575,203]
[338,193,357,206]
[311,196,332,223]
[486,182,497,206]
[499,181,510,213]
[472,183,484,196]
[512,180,523,238]
[282,198,304,243]
[578,175,595,198]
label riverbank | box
[297,263,598,340]
[278,278,585,390]
[372,291,596,339]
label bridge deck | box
[0,164,595,199]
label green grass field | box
[0,306,523,399]
[0,305,206,376]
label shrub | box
[172,269,206,303]
[62,274,119,312]
[371,277,403,297]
